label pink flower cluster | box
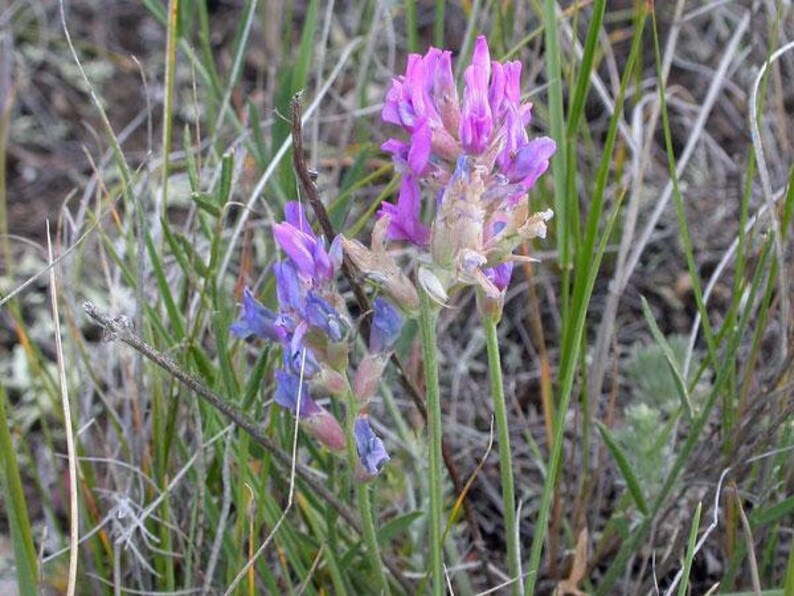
[343,36,556,318]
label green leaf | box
[751,495,794,527]
[677,502,702,596]
[784,539,794,596]
[190,192,221,218]
[217,151,234,206]
[640,296,694,418]
[596,421,649,516]
[0,385,39,595]
[376,511,423,545]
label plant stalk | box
[483,314,520,594]
[418,287,444,596]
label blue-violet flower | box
[354,414,390,477]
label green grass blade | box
[676,502,702,596]
[0,384,39,595]
[639,296,693,418]
[595,421,648,516]
[210,0,258,146]
[541,0,569,311]
[784,537,794,596]
[161,0,179,219]
[525,5,648,592]
[434,0,444,46]
[564,0,606,259]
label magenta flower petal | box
[311,238,334,281]
[469,36,492,89]
[378,176,430,245]
[273,202,336,283]
[460,39,494,155]
[497,105,529,172]
[432,50,460,134]
[284,201,314,238]
[485,262,514,292]
[381,80,404,126]
[273,222,316,277]
[510,136,557,190]
[503,61,523,105]
[381,138,410,168]
[407,121,432,174]
[488,60,506,117]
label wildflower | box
[231,203,391,473]
[354,414,390,477]
[376,35,555,307]
[230,288,282,342]
[369,297,404,354]
[304,291,347,343]
[353,297,404,402]
[231,202,351,452]
[275,370,346,451]
[376,175,429,246]
[272,202,337,283]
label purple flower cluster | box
[348,35,555,312]
[232,202,398,477]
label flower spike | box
[378,35,555,308]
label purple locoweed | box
[231,201,393,470]
[345,35,555,314]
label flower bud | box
[353,353,388,403]
[354,415,390,478]
[370,297,403,354]
[310,366,349,397]
[302,410,347,452]
[274,370,346,452]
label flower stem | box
[418,287,444,596]
[344,393,390,594]
[483,314,520,594]
[356,482,389,594]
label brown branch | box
[82,301,412,593]
[289,95,485,551]
[289,92,372,322]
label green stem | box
[483,314,519,593]
[161,0,178,220]
[418,288,444,596]
[405,0,418,53]
[356,482,389,594]
[433,0,445,47]
[345,392,390,594]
